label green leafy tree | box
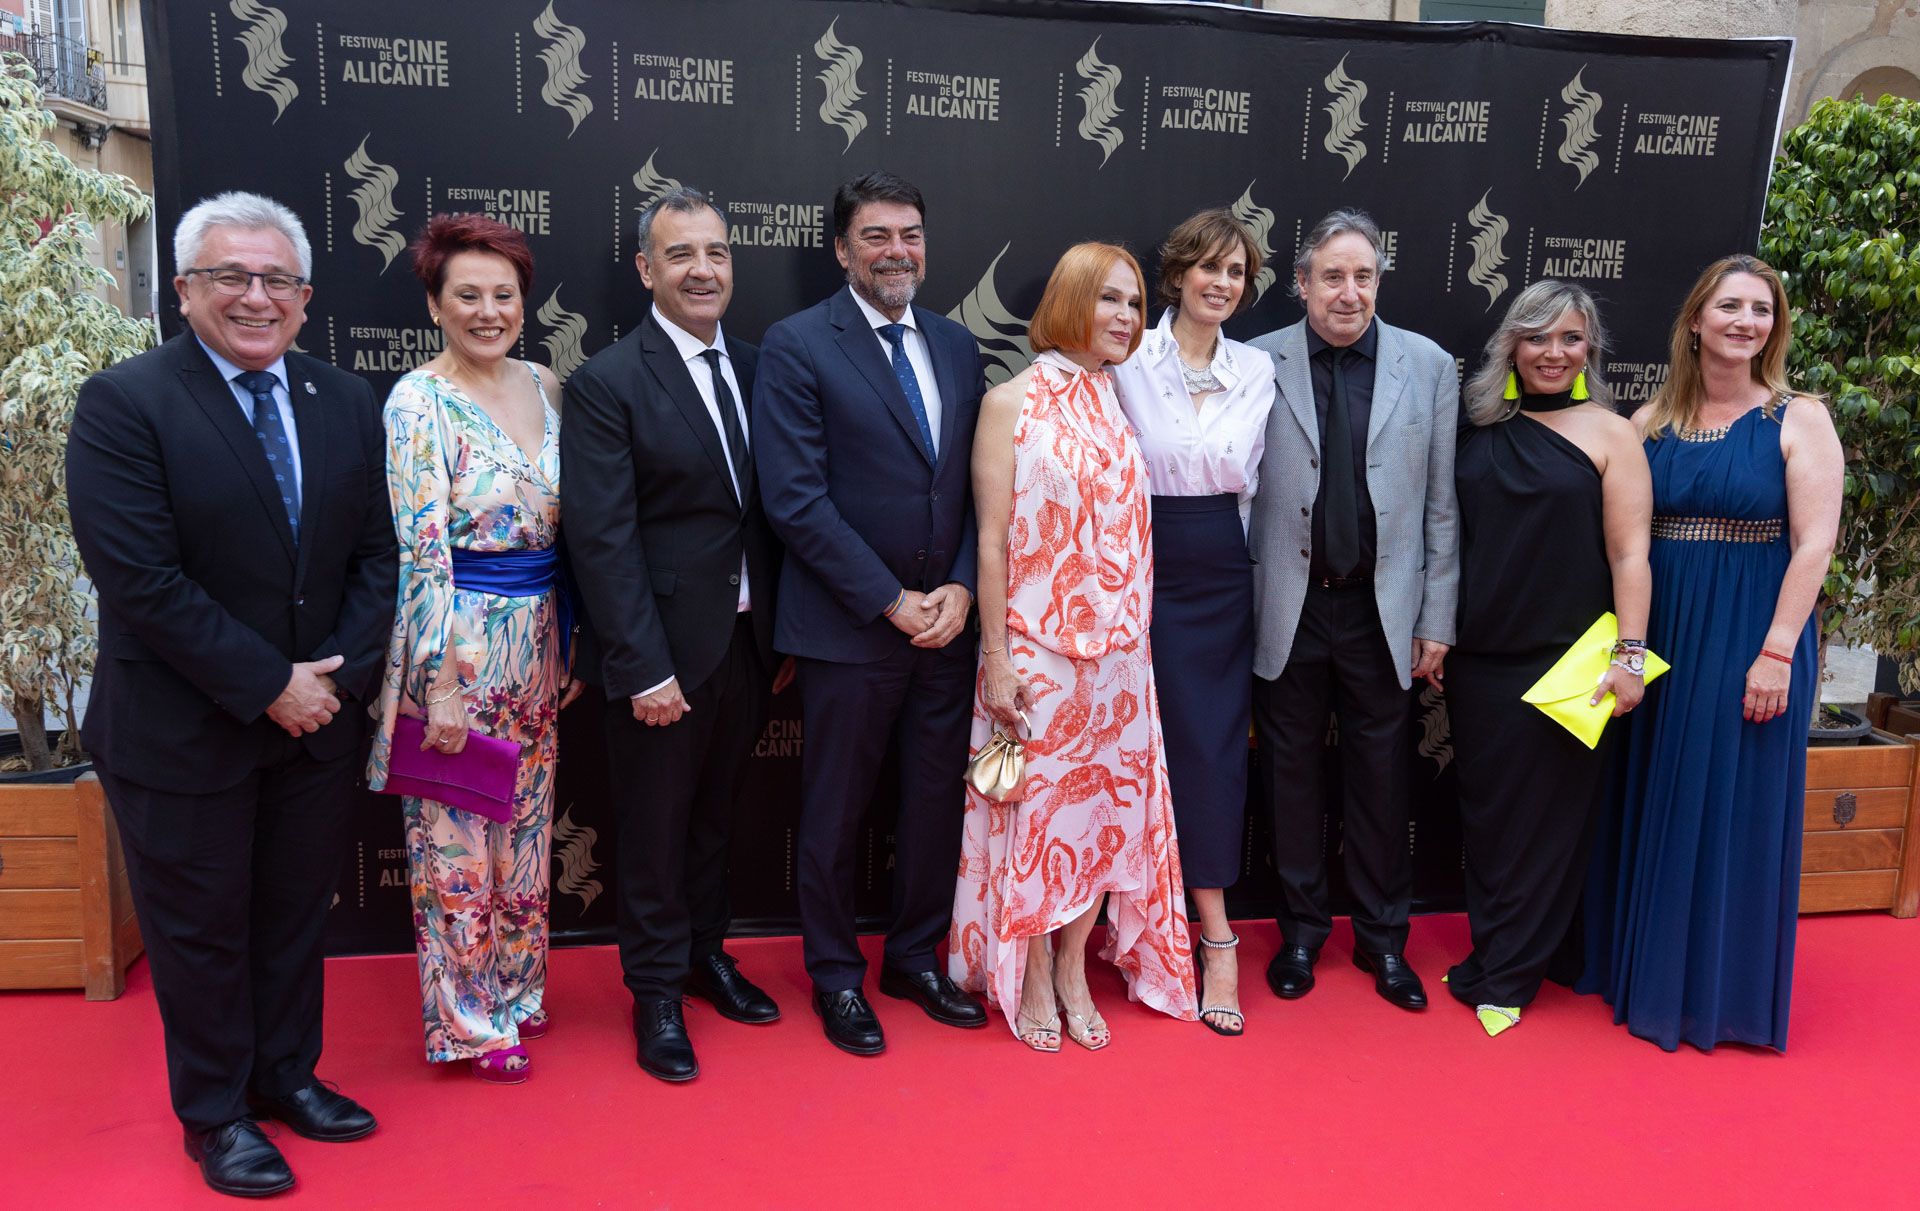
[1,54,154,771]
[1762,93,1920,695]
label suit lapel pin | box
[304,381,317,395]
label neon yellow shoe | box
[1476,1004,1521,1037]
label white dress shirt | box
[1111,309,1275,525]
[198,337,304,500]
[850,289,944,455]
[636,306,752,700]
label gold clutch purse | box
[1522,613,1670,750]
[965,712,1030,802]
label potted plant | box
[1,53,153,992]
[1761,92,1920,915]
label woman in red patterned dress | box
[949,243,1199,1051]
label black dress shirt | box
[1307,319,1379,581]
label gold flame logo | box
[813,18,867,152]
[537,285,589,380]
[230,0,297,122]
[1416,683,1452,772]
[1229,181,1278,303]
[1464,190,1510,311]
[1322,54,1369,179]
[552,805,604,911]
[947,243,1033,388]
[1074,38,1124,168]
[1557,67,1603,189]
[343,134,405,272]
[533,1,594,137]
[631,148,682,208]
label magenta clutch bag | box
[379,715,519,823]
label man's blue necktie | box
[233,369,301,543]
[878,323,936,460]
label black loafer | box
[812,987,885,1056]
[633,998,699,1082]
[247,1081,376,1143]
[185,1118,294,1198]
[687,951,781,1024]
[1352,949,1428,1011]
[879,966,988,1028]
[1265,944,1320,999]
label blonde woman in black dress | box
[1446,280,1651,1036]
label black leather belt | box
[1313,574,1371,590]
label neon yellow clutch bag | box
[1521,613,1669,750]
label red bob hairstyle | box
[408,212,535,297]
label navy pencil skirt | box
[1148,492,1253,890]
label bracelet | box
[1759,649,1793,666]
[982,644,1005,657]
[425,682,464,705]
[1610,639,1645,654]
[882,589,905,618]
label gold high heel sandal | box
[1054,973,1110,1050]
[1015,1006,1062,1052]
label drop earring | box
[1502,366,1520,400]
[1571,369,1590,401]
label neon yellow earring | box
[1502,368,1520,400]
[1571,369,1590,401]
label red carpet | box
[10,913,1918,1208]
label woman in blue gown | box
[1580,254,1842,1052]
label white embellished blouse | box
[1111,309,1276,524]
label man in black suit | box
[64,192,394,1198]
[754,172,988,1055]
[561,186,786,1083]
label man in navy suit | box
[754,172,988,1054]
[65,192,394,1196]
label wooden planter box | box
[0,773,143,998]
[1801,730,1920,917]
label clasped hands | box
[266,654,344,737]
[889,584,971,649]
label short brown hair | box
[1028,242,1146,361]
[1156,209,1261,312]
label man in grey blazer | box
[1246,208,1458,1011]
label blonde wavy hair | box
[1464,279,1612,427]
[1644,254,1794,440]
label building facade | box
[1264,0,1920,125]
[1,0,155,318]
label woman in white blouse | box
[1113,209,1276,1037]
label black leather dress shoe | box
[812,987,885,1056]
[185,1118,294,1198]
[1266,944,1320,999]
[633,998,699,1082]
[879,966,988,1028]
[247,1081,376,1143]
[1352,949,1428,1010]
[687,951,781,1024]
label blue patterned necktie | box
[233,369,301,542]
[878,322,937,459]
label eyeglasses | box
[182,268,309,300]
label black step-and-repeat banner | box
[142,0,1789,954]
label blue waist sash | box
[449,546,575,662]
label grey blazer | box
[1245,318,1460,687]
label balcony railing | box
[0,30,108,112]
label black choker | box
[1519,390,1578,412]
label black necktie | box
[699,349,751,505]
[1323,349,1359,577]
[233,369,301,543]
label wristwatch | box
[1611,651,1646,677]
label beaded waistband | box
[1650,516,1783,543]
